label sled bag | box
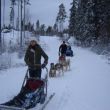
[25,79,44,91]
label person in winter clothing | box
[59,41,67,56]
[24,38,48,78]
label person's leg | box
[35,69,42,78]
[29,68,42,78]
[29,68,35,77]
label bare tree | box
[0,0,1,54]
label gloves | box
[41,63,46,69]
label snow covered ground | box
[0,36,110,110]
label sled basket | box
[25,78,44,91]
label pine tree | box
[69,0,78,36]
[36,20,40,35]
[93,0,110,44]
[69,0,110,47]
[40,24,45,35]
[46,26,53,36]
[56,3,67,36]
[53,23,58,35]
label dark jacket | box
[59,44,67,54]
[24,44,48,69]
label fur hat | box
[29,37,37,43]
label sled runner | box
[0,67,53,110]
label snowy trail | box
[39,36,110,110]
[0,36,110,110]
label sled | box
[0,67,50,110]
[0,93,55,110]
[66,49,73,57]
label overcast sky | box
[1,0,72,27]
[29,0,72,26]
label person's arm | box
[40,47,48,66]
[58,45,62,56]
[59,45,61,52]
[24,48,33,67]
[59,45,62,52]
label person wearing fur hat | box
[24,39,48,78]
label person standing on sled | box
[59,41,67,56]
[24,38,48,78]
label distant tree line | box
[2,2,68,38]
[24,3,68,37]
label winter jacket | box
[24,44,48,69]
[59,44,67,54]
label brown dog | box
[59,55,66,62]
[59,55,67,71]
[59,55,70,71]
[55,63,64,76]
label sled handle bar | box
[21,66,48,91]
[45,67,48,73]
[35,64,48,71]
[25,64,48,70]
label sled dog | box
[49,63,56,77]
[54,63,64,76]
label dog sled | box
[66,46,73,57]
[0,67,55,110]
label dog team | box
[49,41,73,77]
